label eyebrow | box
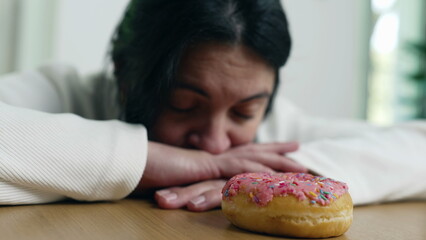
[239,92,271,103]
[176,82,271,102]
[177,83,209,98]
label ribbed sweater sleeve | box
[0,65,147,204]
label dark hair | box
[111,0,292,129]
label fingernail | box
[157,190,178,202]
[189,196,206,206]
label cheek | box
[229,120,262,146]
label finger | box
[242,152,307,173]
[217,158,275,178]
[238,142,299,154]
[155,188,182,209]
[261,142,299,154]
[217,153,306,177]
[279,156,308,173]
[187,187,223,212]
[155,180,224,209]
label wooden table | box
[1,199,425,240]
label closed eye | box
[232,110,254,120]
[169,105,196,113]
[168,88,200,113]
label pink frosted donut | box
[221,172,353,238]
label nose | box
[187,116,231,154]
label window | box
[368,0,426,124]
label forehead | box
[177,42,275,98]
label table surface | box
[1,199,425,240]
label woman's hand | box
[137,141,306,191]
[212,142,306,177]
[155,179,227,212]
[138,141,307,211]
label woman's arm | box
[0,66,146,204]
[257,95,377,143]
[288,123,426,205]
[0,102,147,204]
[258,96,426,205]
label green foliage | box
[404,40,426,118]
[406,42,426,82]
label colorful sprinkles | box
[222,172,349,206]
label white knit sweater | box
[1,64,425,205]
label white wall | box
[0,0,18,74]
[281,0,371,119]
[52,0,129,74]
[15,0,57,72]
[0,0,128,74]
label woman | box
[113,0,306,210]
[0,0,425,211]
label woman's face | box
[150,42,275,154]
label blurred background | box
[0,0,425,125]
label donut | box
[221,172,353,238]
